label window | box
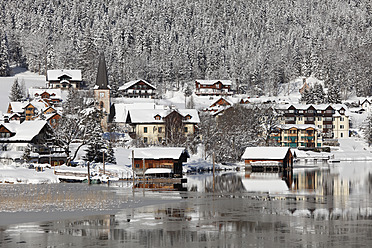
[158,127,162,133]
[288,109,295,113]
[135,164,140,168]
[298,117,303,121]
[154,115,161,120]
[317,117,322,121]
[158,137,162,143]
[184,127,188,133]
[340,125,344,129]
[308,110,314,113]
[325,117,333,121]
[317,110,322,114]
[340,117,344,121]
[306,117,314,121]
[299,110,304,114]
[341,133,344,138]
[144,127,148,133]
[318,125,322,128]
[143,137,148,143]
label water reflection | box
[3,162,372,247]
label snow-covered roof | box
[8,102,27,113]
[242,147,291,160]
[129,147,188,160]
[113,103,160,123]
[0,120,48,142]
[47,70,82,81]
[118,79,156,91]
[127,109,200,124]
[195,80,232,86]
[28,88,62,99]
[145,168,172,174]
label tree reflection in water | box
[3,162,372,247]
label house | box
[129,147,189,178]
[361,98,372,112]
[276,104,350,141]
[44,112,61,129]
[7,100,49,121]
[0,120,65,165]
[28,88,62,106]
[270,124,321,148]
[195,80,233,96]
[109,102,164,129]
[203,97,233,115]
[118,79,156,98]
[46,69,82,89]
[126,109,200,145]
[242,147,293,172]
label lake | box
[1,161,372,247]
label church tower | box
[94,52,110,131]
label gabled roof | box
[8,102,27,113]
[47,70,82,81]
[242,147,291,160]
[0,120,48,142]
[112,103,159,123]
[195,80,232,86]
[28,88,62,99]
[118,79,156,91]
[129,147,189,160]
[126,109,200,124]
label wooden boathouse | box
[242,147,293,172]
[130,147,189,178]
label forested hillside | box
[1,0,372,97]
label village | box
[0,53,371,188]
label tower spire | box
[96,52,109,89]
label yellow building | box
[270,124,320,148]
[126,109,200,145]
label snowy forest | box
[1,0,372,97]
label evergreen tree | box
[363,115,372,147]
[300,87,313,104]
[0,32,10,76]
[83,108,105,163]
[9,78,24,101]
[312,83,326,104]
[327,82,342,104]
[105,142,116,164]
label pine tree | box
[105,142,116,164]
[363,115,372,147]
[83,108,105,163]
[9,78,24,101]
[0,32,10,76]
[312,83,326,104]
[327,82,342,104]
[300,88,313,104]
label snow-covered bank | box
[0,164,58,184]
[332,138,372,161]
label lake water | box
[2,161,372,247]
